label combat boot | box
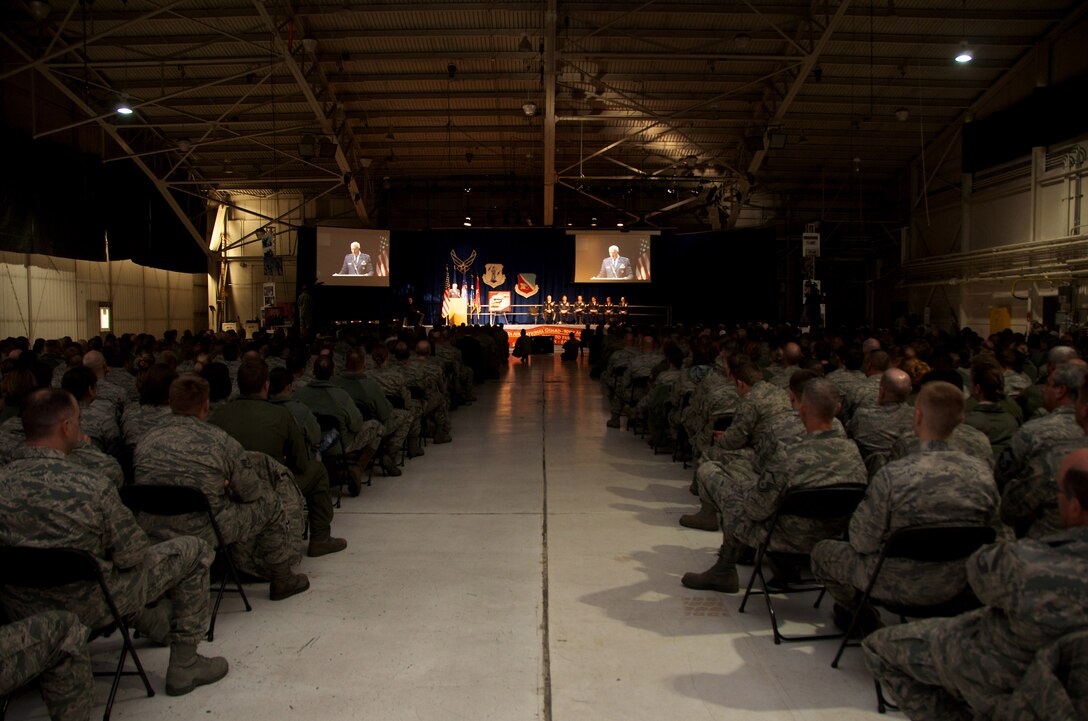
[269,567,310,601]
[406,436,424,458]
[606,413,621,428]
[165,643,229,696]
[681,545,740,593]
[679,501,719,532]
[380,454,402,477]
[307,535,347,558]
[432,430,452,444]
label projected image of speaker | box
[315,226,391,287]
[572,230,655,283]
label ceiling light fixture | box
[518,35,533,53]
[895,107,910,122]
[115,94,134,116]
[522,102,537,116]
[733,33,751,49]
[954,1,972,63]
[954,41,973,63]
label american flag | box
[441,264,451,319]
[635,236,651,280]
[375,235,389,276]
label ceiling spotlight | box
[447,63,457,80]
[895,107,910,122]
[385,128,395,140]
[522,102,537,117]
[733,33,752,49]
[518,35,533,53]
[115,94,134,115]
[465,151,474,163]
[28,0,51,20]
[954,41,973,63]
[301,37,318,53]
[176,139,192,152]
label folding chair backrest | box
[120,484,210,517]
[776,484,868,519]
[0,546,101,589]
[883,525,997,563]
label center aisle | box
[13,352,887,721]
[542,353,884,721]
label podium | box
[446,297,468,326]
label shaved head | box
[880,368,912,404]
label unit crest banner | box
[483,264,506,288]
[515,273,539,298]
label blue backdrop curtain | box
[300,225,780,326]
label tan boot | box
[166,643,228,696]
[679,501,719,532]
[269,569,310,601]
[681,545,739,593]
[307,535,347,558]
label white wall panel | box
[27,265,78,341]
[972,192,1031,250]
[0,255,203,339]
[0,261,30,338]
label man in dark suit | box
[595,245,633,279]
[338,242,373,276]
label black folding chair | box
[0,546,156,721]
[738,483,868,644]
[313,412,365,505]
[119,485,253,642]
[830,524,996,670]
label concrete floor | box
[6,353,884,720]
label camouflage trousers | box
[382,408,412,453]
[343,419,383,454]
[3,537,213,648]
[695,456,758,511]
[863,618,976,721]
[215,489,295,580]
[812,539,971,610]
[420,391,451,437]
[404,399,423,440]
[296,458,333,540]
[0,610,93,721]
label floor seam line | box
[541,373,553,721]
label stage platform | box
[501,323,585,349]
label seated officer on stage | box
[811,381,1001,634]
[542,295,556,324]
[558,296,571,324]
[863,447,1088,721]
[681,379,866,593]
[209,358,347,557]
[134,376,309,601]
[0,388,228,697]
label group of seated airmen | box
[599,321,1088,721]
[0,322,486,719]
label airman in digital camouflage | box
[812,381,1002,630]
[863,447,1088,720]
[0,388,227,697]
[681,379,866,593]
